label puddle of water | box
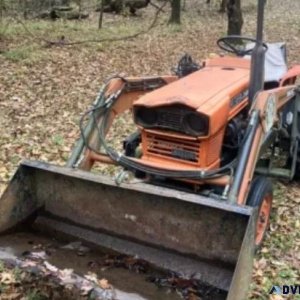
[0,231,181,300]
[0,247,17,260]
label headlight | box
[135,107,158,126]
[183,112,209,136]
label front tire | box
[246,176,273,248]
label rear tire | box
[246,176,273,248]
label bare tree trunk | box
[219,0,227,12]
[78,0,82,20]
[98,0,104,29]
[120,0,125,13]
[23,0,29,19]
[169,0,181,24]
[0,0,4,23]
[227,0,243,35]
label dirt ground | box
[0,0,300,299]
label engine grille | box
[134,104,209,137]
[156,107,186,131]
[146,133,200,163]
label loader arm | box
[280,65,300,87]
[74,76,178,170]
[231,85,298,204]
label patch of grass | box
[1,16,150,55]
[52,134,64,146]
[0,22,34,41]
[0,283,7,294]
[278,268,297,280]
[0,260,4,272]
[26,290,47,300]
[1,45,42,62]
[13,267,22,282]
[168,24,183,33]
[10,155,20,164]
[26,21,55,32]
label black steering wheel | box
[217,35,268,57]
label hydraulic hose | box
[80,77,238,180]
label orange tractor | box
[1,0,300,298]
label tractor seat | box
[245,42,288,89]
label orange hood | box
[135,58,249,111]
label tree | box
[22,0,29,19]
[219,0,227,13]
[98,0,104,29]
[182,0,186,11]
[0,0,5,22]
[169,0,181,24]
[75,0,82,20]
[227,0,243,35]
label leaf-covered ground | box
[0,0,300,299]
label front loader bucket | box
[0,160,257,299]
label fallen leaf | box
[1,272,15,285]
[44,261,58,273]
[99,278,111,290]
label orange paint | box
[255,194,272,246]
[135,57,251,178]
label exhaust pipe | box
[248,0,267,103]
